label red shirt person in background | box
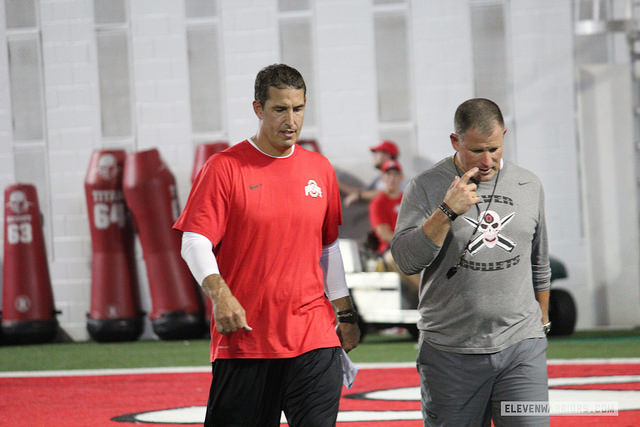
[340,140,400,206]
[369,160,421,294]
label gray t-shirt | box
[391,157,551,354]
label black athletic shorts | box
[204,346,343,427]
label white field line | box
[0,358,639,378]
[547,357,640,365]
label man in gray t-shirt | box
[391,98,551,426]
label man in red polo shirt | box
[174,64,359,427]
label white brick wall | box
[315,0,379,183]
[0,2,12,302]
[577,64,640,327]
[41,0,98,339]
[0,0,636,340]
[130,0,192,200]
[221,0,279,146]
[508,1,593,328]
[411,0,474,164]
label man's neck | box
[250,135,293,158]
[385,189,401,198]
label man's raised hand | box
[443,167,481,215]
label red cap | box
[370,140,399,158]
[381,159,402,173]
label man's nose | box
[284,109,295,125]
[481,151,492,164]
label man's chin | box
[476,171,497,182]
[275,139,297,153]
[282,140,297,149]
[282,134,299,144]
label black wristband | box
[337,312,358,324]
[439,202,458,221]
[337,308,356,316]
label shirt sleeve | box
[531,182,551,292]
[391,177,443,275]
[321,163,343,246]
[173,155,231,247]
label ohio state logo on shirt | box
[304,179,323,198]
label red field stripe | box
[0,362,638,426]
[0,373,210,427]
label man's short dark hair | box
[454,98,504,137]
[254,64,306,107]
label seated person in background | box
[341,140,400,206]
[368,160,421,296]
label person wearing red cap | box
[370,140,399,164]
[369,159,421,295]
[340,140,401,206]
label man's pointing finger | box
[459,167,479,184]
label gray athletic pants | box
[417,337,549,427]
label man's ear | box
[450,133,461,151]
[253,100,263,120]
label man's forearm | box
[331,295,356,313]
[332,295,360,352]
[421,208,453,246]
[360,188,381,201]
[202,273,251,334]
[202,273,228,301]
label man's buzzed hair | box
[454,98,504,137]
[254,64,306,107]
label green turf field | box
[0,329,638,372]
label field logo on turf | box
[112,365,640,424]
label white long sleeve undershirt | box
[319,239,350,301]
[180,231,219,286]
